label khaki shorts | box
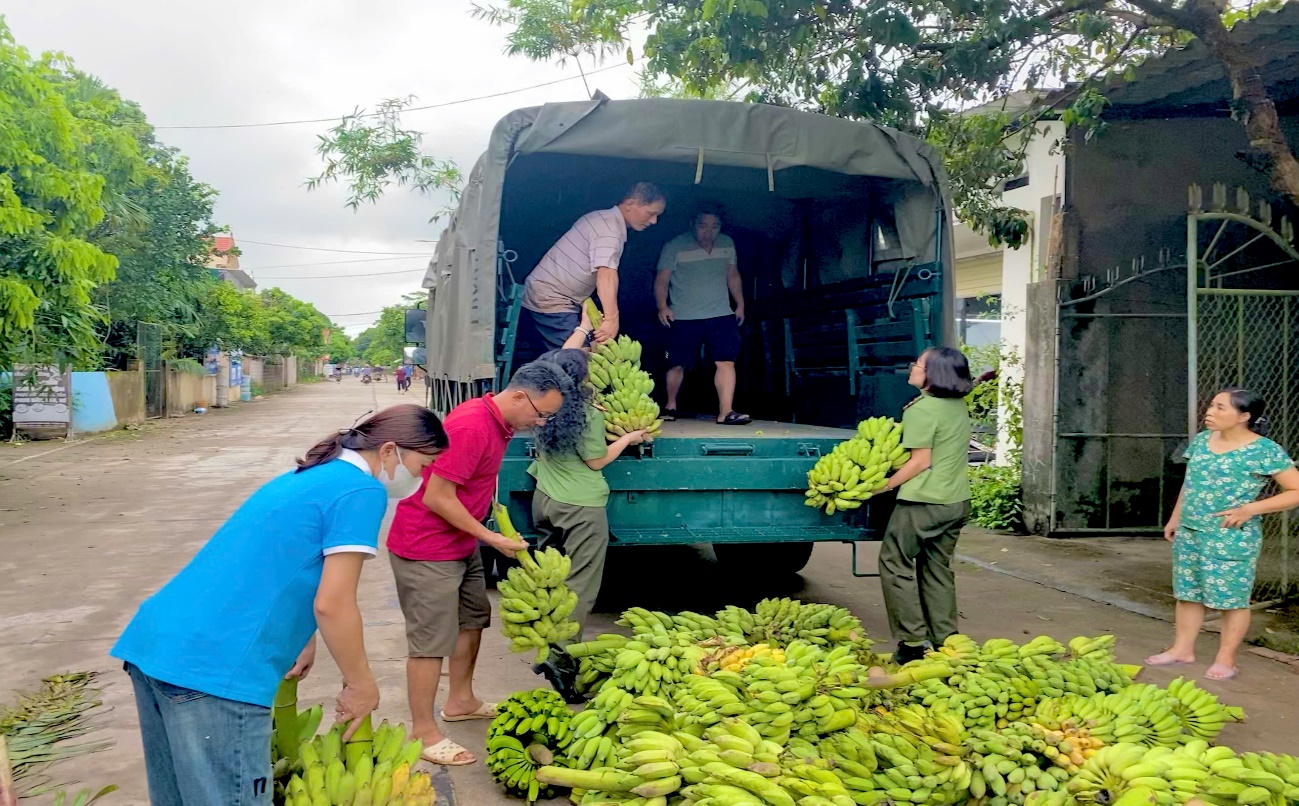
[389,550,492,658]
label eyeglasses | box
[524,395,557,423]
[909,362,925,370]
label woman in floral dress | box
[1148,388,1299,680]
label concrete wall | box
[243,356,265,388]
[1064,115,1299,281]
[68,370,145,434]
[165,368,217,417]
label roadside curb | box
[956,552,1299,673]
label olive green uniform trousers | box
[532,490,609,645]
[879,500,970,646]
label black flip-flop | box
[662,409,678,421]
[718,411,752,425]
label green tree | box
[307,97,462,216]
[95,146,220,367]
[325,329,356,364]
[358,307,409,366]
[0,21,147,369]
[568,0,1295,243]
[472,0,627,97]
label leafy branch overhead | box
[307,97,462,216]
[555,0,1296,246]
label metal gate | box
[1188,185,1299,600]
[137,322,165,419]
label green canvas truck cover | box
[422,97,954,383]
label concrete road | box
[1,380,1294,805]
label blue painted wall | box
[71,372,118,433]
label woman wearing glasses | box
[112,405,448,805]
[386,361,567,766]
[1148,388,1299,680]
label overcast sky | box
[6,1,641,333]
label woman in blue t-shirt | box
[112,404,447,805]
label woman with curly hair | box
[528,345,648,699]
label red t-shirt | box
[387,395,514,561]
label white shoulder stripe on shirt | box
[323,544,378,558]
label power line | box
[258,268,426,280]
[236,239,432,255]
[240,256,428,271]
[155,62,634,130]
[326,309,388,317]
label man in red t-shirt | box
[387,361,567,767]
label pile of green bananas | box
[589,334,664,441]
[277,716,433,806]
[496,600,1281,806]
[486,689,575,802]
[497,547,581,663]
[805,416,909,514]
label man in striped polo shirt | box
[522,183,666,350]
[654,207,750,426]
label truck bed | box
[657,417,854,440]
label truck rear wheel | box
[712,542,816,576]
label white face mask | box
[378,447,422,499]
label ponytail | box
[296,404,449,472]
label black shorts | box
[666,315,741,368]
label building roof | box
[211,234,235,253]
[1067,3,1299,116]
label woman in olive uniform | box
[876,347,974,664]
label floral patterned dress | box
[1174,431,1295,610]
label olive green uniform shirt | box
[898,394,972,505]
[528,407,611,507]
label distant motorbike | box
[361,375,372,385]
[332,372,342,383]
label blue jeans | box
[125,663,272,806]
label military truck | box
[422,97,955,576]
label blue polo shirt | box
[112,450,387,707]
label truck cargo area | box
[427,100,953,573]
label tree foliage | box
[356,292,425,366]
[307,97,462,216]
[1,20,340,373]
[554,0,1297,245]
[0,22,145,369]
[473,0,629,96]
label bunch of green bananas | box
[606,639,707,697]
[1165,676,1247,743]
[488,688,575,747]
[587,333,663,441]
[671,610,723,642]
[278,716,432,806]
[485,690,575,802]
[1064,741,1223,806]
[272,677,324,769]
[676,719,804,806]
[561,707,617,771]
[964,726,1074,805]
[497,547,581,663]
[1196,749,1299,806]
[673,671,745,733]
[735,642,873,745]
[746,598,871,650]
[566,633,632,693]
[805,416,909,514]
[484,734,556,803]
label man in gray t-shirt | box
[654,209,750,425]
